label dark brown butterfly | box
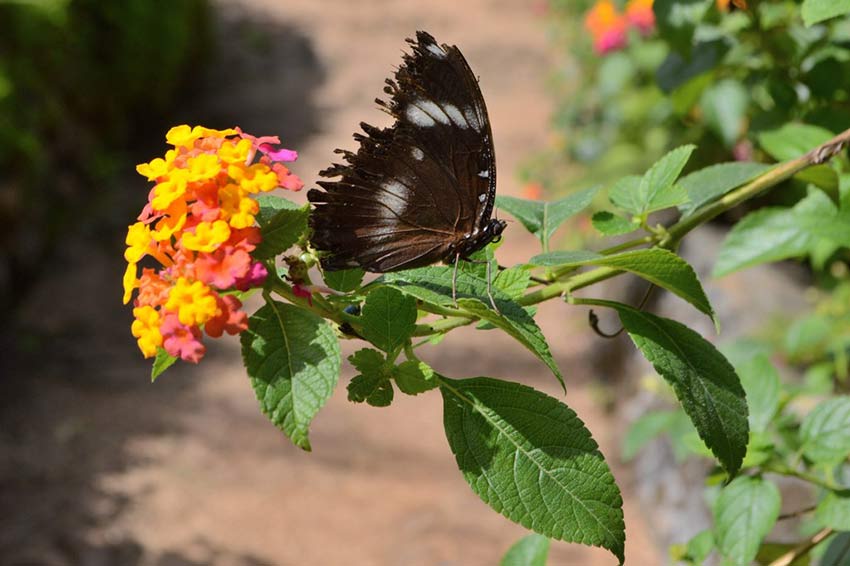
[307,31,505,306]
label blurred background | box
[2,0,849,565]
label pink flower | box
[160,313,206,363]
[626,0,655,35]
[261,146,298,162]
[585,0,629,54]
[194,246,252,289]
[235,261,268,291]
[205,295,249,338]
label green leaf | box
[151,347,178,382]
[737,354,780,434]
[501,534,551,566]
[610,147,695,215]
[253,203,309,260]
[758,123,834,161]
[614,304,748,475]
[701,79,747,148]
[255,194,302,224]
[800,397,850,464]
[591,211,639,236]
[347,348,393,407]
[491,266,532,299]
[361,286,416,353]
[588,249,714,321]
[621,410,678,461]
[816,492,850,530]
[654,0,713,54]
[496,186,599,249]
[822,532,850,566]
[685,530,715,564]
[393,360,437,395]
[324,268,364,292]
[714,189,850,277]
[679,161,773,217]
[441,376,625,562]
[802,0,850,26]
[241,301,340,450]
[714,476,781,565]
[382,267,565,390]
[796,165,840,205]
[459,299,565,391]
[533,249,715,321]
[657,40,726,92]
[528,251,603,267]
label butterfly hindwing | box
[308,31,498,272]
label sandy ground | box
[1,1,660,565]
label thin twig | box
[767,528,832,566]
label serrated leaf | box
[591,211,639,236]
[441,376,625,562]
[587,249,714,321]
[492,266,532,299]
[636,145,695,214]
[613,304,748,475]
[501,534,550,566]
[736,354,780,434]
[758,123,834,161]
[621,410,678,461]
[361,286,416,353]
[324,268,364,292]
[608,175,644,215]
[241,301,340,450]
[800,397,850,464]
[382,267,564,390]
[714,189,850,277]
[714,476,781,565]
[253,204,309,260]
[255,194,302,224]
[679,161,772,217]
[393,360,436,395]
[151,347,178,382]
[701,79,747,148]
[802,0,850,26]
[347,348,393,407]
[459,299,564,391]
[534,249,715,321]
[816,492,850,530]
[496,186,598,249]
[822,532,850,566]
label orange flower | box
[585,0,628,54]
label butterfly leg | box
[452,252,460,308]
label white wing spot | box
[464,107,481,131]
[478,193,487,202]
[405,104,436,127]
[478,170,489,179]
[426,43,446,59]
[411,147,424,161]
[444,104,468,129]
[417,100,450,125]
[378,181,409,214]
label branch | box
[767,527,832,566]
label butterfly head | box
[456,218,507,258]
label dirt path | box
[2,2,659,565]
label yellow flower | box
[186,153,222,182]
[181,220,231,252]
[196,126,237,138]
[151,172,188,211]
[229,162,279,193]
[150,199,188,242]
[217,138,252,165]
[164,278,220,326]
[123,262,138,304]
[136,157,171,181]
[131,305,163,357]
[125,222,153,263]
[165,124,201,149]
[219,184,258,229]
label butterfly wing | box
[308,31,497,272]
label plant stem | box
[767,528,832,566]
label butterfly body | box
[308,31,505,275]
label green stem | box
[765,463,846,492]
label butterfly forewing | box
[308,31,498,272]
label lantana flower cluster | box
[124,125,303,363]
[584,0,654,55]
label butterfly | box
[307,31,505,308]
